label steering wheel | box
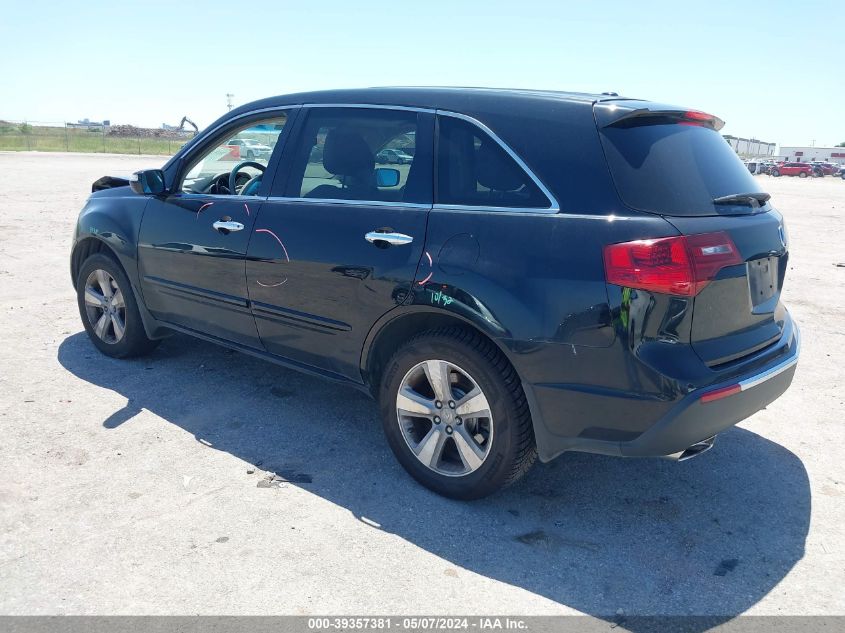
[228,161,265,196]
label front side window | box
[436,116,550,209]
[181,113,288,194]
[287,108,423,203]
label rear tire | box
[379,327,536,499]
[799,171,808,178]
[77,253,159,358]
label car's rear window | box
[600,122,766,216]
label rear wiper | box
[712,192,771,207]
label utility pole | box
[226,93,234,111]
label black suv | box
[72,88,799,499]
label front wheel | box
[379,327,536,499]
[771,169,780,177]
[799,171,808,178]
[77,253,159,358]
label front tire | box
[379,327,536,499]
[771,169,780,177]
[77,253,159,358]
[799,171,808,178]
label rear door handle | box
[365,231,413,246]
[213,220,244,233]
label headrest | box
[322,129,374,177]
[475,141,525,192]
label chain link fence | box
[0,120,196,156]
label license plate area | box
[747,256,778,308]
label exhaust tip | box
[668,436,716,462]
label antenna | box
[226,93,235,111]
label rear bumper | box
[527,321,800,462]
[620,324,798,457]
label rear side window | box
[285,107,426,204]
[436,116,550,209]
[600,122,766,216]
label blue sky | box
[1,0,842,146]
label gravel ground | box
[0,152,843,620]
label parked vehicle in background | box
[376,148,414,164]
[770,162,813,178]
[72,87,799,499]
[746,160,777,175]
[810,162,839,176]
[227,137,273,160]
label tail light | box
[678,110,723,128]
[603,231,742,297]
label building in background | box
[66,118,110,129]
[779,146,845,165]
[723,135,777,158]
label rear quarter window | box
[437,115,551,209]
[600,122,767,216]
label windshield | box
[600,122,767,216]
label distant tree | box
[837,141,845,147]
[18,123,32,135]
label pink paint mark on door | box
[254,227,291,288]
[255,228,290,262]
[196,201,214,220]
[417,250,434,285]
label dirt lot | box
[0,152,843,619]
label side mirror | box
[375,167,400,188]
[129,169,166,195]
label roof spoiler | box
[594,101,725,131]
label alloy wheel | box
[396,360,494,477]
[83,269,126,344]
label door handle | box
[213,220,244,233]
[365,231,413,246]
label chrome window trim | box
[265,196,430,209]
[435,110,560,214]
[431,205,559,216]
[193,105,301,144]
[203,102,561,212]
[302,102,435,114]
[429,207,623,219]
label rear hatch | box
[595,100,789,366]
